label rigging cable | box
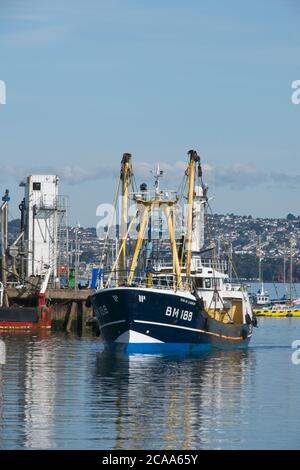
[99,174,121,268]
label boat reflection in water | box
[0,331,55,449]
[23,333,56,449]
[0,333,255,450]
[94,347,255,449]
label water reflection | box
[0,332,55,449]
[23,335,56,449]
[0,339,6,365]
[2,326,299,450]
[93,348,254,449]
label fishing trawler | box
[90,150,257,352]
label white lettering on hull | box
[165,306,193,321]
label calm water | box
[1,305,300,449]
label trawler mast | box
[127,194,183,288]
[185,150,200,279]
[109,150,205,290]
[119,153,132,286]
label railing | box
[100,269,193,292]
[193,258,228,272]
[99,269,246,294]
[154,258,228,273]
[130,189,178,202]
[36,195,68,212]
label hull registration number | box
[165,306,193,322]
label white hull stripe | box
[101,320,126,328]
[134,320,251,341]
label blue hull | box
[91,287,252,352]
[105,342,212,355]
[105,340,251,355]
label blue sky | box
[0,0,299,226]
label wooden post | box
[77,301,87,335]
[82,302,91,335]
[66,301,77,333]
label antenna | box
[151,164,164,197]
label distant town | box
[8,212,300,283]
[207,213,300,282]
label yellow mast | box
[119,153,132,285]
[106,154,186,290]
[127,198,183,289]
[185,150,200,280]
[164,203,183,289]
[105,210,138,288]
[127,203,150,286]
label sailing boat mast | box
[185,150,200,280]
[289,237,295,305]
[258,235,264,295]
[119,153,132,285]
[283,242,287,297]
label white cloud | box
[1,161,300,191]
[204,163,268,190]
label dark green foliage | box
[233,253,300,282]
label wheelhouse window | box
[194,278,203,288]
[33,182,41,191]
